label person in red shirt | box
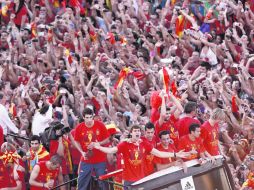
[155,90,182,145]
[94,125,193,189]
[10,0,29,27]
[200,108,225,156]
[74,108,110,190]
[141,122,157,176]
[154,130,177,171]
[0,150,25,190]
[178,123,214,162]
[29,154,64,190]
[175,101,201,138]
[49,124,73,190]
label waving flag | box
[114,67,132,89]
[0,3,10,17]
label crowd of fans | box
[0,0,254,189]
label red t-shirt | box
[200,121,220,156]
[0,163,24,189]
[10,3,28,26]
[50,137,72,174]
[175,116,201,138]
[30,161,60,190]
[74,120,109,163]
[154,143,176,165]
[117,140,153,182]
[155,115,179,145]
[70,129,81,165]
[141,137,157,176]
[178,135,205,161]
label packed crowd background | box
[0,0,254,189]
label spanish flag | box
[0,3,10,17]
[89,30,97,42]
[53,0,60,8]
[114,67,132,89]
[162,67,170,93]
[31,22,37,38]
[120,36,127,46]
[242,172,254,188]
[9,103,17,118]
[0,151,21,165]
[63,139,73,173]
[175,15,185,37]
[65,49,73,64]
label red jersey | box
[10,3,28,26]
[30,161,60,190]
[141,137,157,176]
[154,143,176,165]
[70,129,81,165]
[200,121,220,156]
[28,145,50,172]
[0,164,24,189]
[155,115,179,145]
[50,137,72,174]
[117,140,153,182]
[74,120,109,163]
[178,135,205,161]
[175,116,201,138]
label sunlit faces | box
[84,114,94,127]
[160,134,173,147]
[145,128,155,141]
[131,128,141,141]
[30,140,40,152]
[192,127,201,138]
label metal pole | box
[6,133,30,141]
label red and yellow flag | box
[0,151,21,165]
[9,103,17,118]
[31,22,37,38]
[0,3,10,17]
[114,67,132,89]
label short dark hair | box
[39,104,49,114]
[82,107,94,117]
[129,125,141,133]
[145,122,155,131]
[159,130,170,139]
[189,123,200,134]
[50,154,62,164]
[184,101,197,114]
[30,135,41,143]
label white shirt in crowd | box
[32,105,53,135]
[0,104,19,135]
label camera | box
[39,121,71,151]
